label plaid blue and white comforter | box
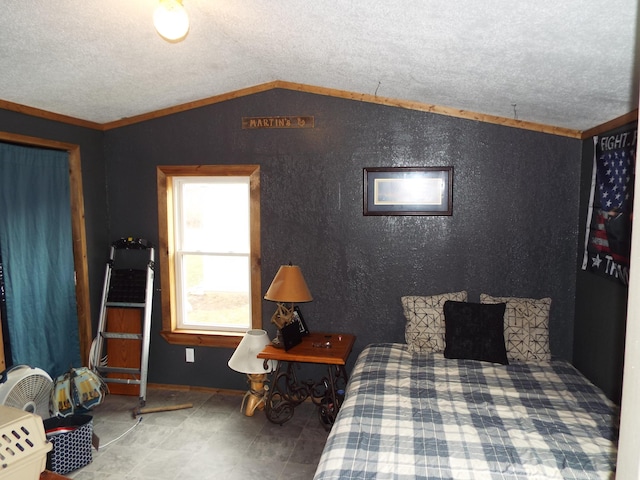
[314,343,618,480]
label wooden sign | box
[242,116,314,129]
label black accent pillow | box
[443,300,509,365]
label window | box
[157,165,261,348]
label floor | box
[65,388,330,480]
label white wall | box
[615,114,640,478]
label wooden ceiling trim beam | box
[0,99,103,130]
[273,80,583,139]
[581,110,638,140]
[101,79,582,137]
[101,82,281,130]
[1,82,634,139]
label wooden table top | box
[258,332,355,365]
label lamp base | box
[241,373,268,416]
[270,302,294,329]
[271,335,284,349]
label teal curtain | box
[0,143,80,377]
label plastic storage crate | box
[44,414,93,475]
[0,405,52,480]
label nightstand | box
[257,332,355,430]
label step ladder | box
[91,237,154,407]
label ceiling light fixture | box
[153,0,190,42]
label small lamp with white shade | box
[228,329,277,416]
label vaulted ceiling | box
[1,1,638,133]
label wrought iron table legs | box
[264,361,348,430]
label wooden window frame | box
[157,165,261,348]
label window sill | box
[160,329,243,348]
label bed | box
[314,293,619,480]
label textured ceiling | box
[0,1,638,131]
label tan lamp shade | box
[264,265,313,303]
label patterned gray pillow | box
[480,294,552,362]
[402,291,468,353]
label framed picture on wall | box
[363,167,453,216]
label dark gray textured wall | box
[104,89,583,391]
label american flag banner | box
[582,124,637,285]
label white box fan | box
[0,365,53,418]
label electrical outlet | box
[185,348,195,363]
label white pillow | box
[480,294,552,362]
[402,291,468,354]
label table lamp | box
[228,329,277,416]
[264,264,313,329]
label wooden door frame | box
[0,132,92,368]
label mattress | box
[314,343,618,480]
